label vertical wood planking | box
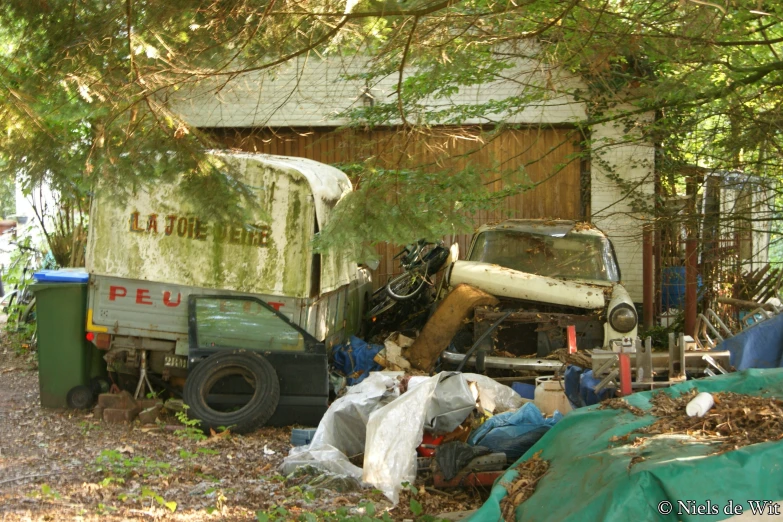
[215,126,583,288]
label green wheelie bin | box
[31,270,106,408]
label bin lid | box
[33,269,89,283]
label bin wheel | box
[67,385,95,410]
[90,377,111,396]
[183,351,280,434]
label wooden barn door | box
[210,126,584,288]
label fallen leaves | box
[604,389,783,456]
[499,451,550,522]
[639,390,783,451]
[599,397,646,416]
[1,348,486,521]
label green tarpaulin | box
[470,369,783,521]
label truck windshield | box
[468,230,620,283]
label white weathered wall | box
[590,113,656,302]
[169,56,655,302]
[168,55,586,127]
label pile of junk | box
[284,220,766,503]
[282,220,783,517]
[348,221,735,411]
[281,370,561,504]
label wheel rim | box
[387,273,425,300]
[200,365,260,416]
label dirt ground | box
[0,343,483,521]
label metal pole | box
[685,237,698,337]
[643,224,654,330]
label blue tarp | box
[564,365,614,409]
[722,312,783,370]
[467,402,562,461]
[331,336,383,386]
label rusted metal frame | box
[591,349,730,375]
[685,237,699,337]
[643,225,654,330]
[444,349,731,373]
[442,351,563,371]
[475,309,597,327]
[456,311,513,372]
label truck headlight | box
[609,303,637,333]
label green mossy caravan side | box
[83,153,370,429]
[86,152,356,299]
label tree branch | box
[397,16,419,126]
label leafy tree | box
[0,0,781,254]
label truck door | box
[186,295,328,431]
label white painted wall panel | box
[168,55,587,127]
[590,114,656,302]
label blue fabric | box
[511,382,535,400]
[723,312,783,370]
[564,366,614,409]
[331,336,383,386]
[467,403,562,461]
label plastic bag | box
[332,336,384,385]
[462,373,528,413]
[363,371,524,503]
[468,402,562,461]
[281,372,401,477]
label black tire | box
[183,350,280,434]
[385,271,426,301]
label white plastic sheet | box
[363,372,524,503]
[281,372,401,477]
[283,370,527,503]
[464,373,527,413]
[363,374,442,503]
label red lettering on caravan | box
[163,291,181,307]
[136,289,153,305]
[268,302,284,311]
[109,286,127,301]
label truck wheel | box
[183,351,280,434]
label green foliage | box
[79,420,102,436]
[409,498,423,516]
[95,503,118,515]
[2,0,783,250]
[31,483,61,501]
[179,448,219,460]
[0,170,14,219]
[93,449,171,479]
[174,405,207,442]
[140,486,177,513]
[313,162,533,260]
